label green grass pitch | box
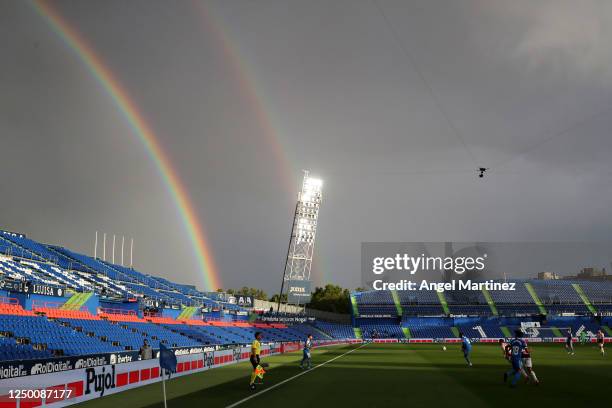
[78,342,611,408]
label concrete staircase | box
[61,292,93,310]
[524,282,547,314]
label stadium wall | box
[82,295,99,315]
[253,299,304,314]
[99,300,140,316]
[0,340,360,407]
[161,308,182,319]
[252,300,351,324]
[305,308,351,324]
[365,337,611,344]
[16,293,69,311]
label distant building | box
[578,267,606,278]
[562,267,612,281]
[538,271,560,280]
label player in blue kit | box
[459,332,472,367]
[504,330,527,388]
[299,334,313,369]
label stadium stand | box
[312,321,355,339]
[2,228,612,364]
[580,281,612,303]
[352,278,612,341]
[0,313,121,357]
[397,289,445,316]
[359,322,404,339]
[353,291,398,316]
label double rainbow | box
[32,0,222,290]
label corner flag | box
[159,343,176,408]
[159,343,177,373]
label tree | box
[234,287,268,301]
[307,284,350,314]
[269,293,288,303]
[219,287,268,300]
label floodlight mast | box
[277,170,323,314]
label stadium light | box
[277,171,323,312]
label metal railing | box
[0,296,19,305]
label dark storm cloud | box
[1,0,611,293]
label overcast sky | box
[1,0,612,294]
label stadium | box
[1,231,611,406]
[2,0,612,407]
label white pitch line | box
[224,343,368,408]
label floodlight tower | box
[277,171,323,312]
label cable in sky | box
[371,0,479,167]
